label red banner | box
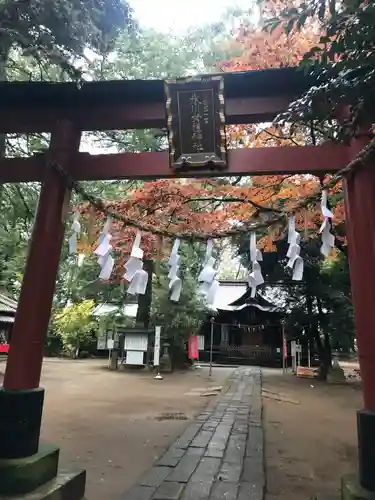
[188,335,198,360]
[0,344,9,354]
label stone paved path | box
[122,367,264,500]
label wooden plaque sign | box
[165,76,227,171]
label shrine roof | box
[229,291,282,313]
[212,281,248,311]
[211,281,282,315]
[0,293,17,323]
[0,67,313,110]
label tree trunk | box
[306,292,317,346]
[0,41,11,157]
[314,331,332,380]
[135,260,153,328]
[306,292,328,380]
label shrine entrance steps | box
[122,367,265,500]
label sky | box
[131,0,251,33]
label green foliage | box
[0,183,40,295]
[54,251,129,308]
[86,19,242,155]
[53,299,98,355]
[150,243,209,344]
[93,28,198,80]
[320,254,354,351]
[100,312,135,332]
[150,275,208,343]
[2,0,134,81]
[90,11,244,82]
[267,0,375,139]
[0,0,136,302]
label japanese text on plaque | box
[189,92,211,153]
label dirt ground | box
[263,367,363,500]
[33,359,233,500]
[0,359,365,500]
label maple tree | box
[77,179,232,280]
[221,20,318,72]
[264,0,375,140]
[76,171,345,283]
[218,7,345,252]
[221,13,321,149]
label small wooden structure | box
[93,302,153,366]
[120,328,153,366]
[200,282,283,365]
[93,301,138,351]
[0,293,17,354]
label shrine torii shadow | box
[0,68,372,500]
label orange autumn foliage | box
[78,175,345,280]
[219,7,320,149]
[220,1,320,73]
[222,25,317,73]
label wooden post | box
[344,131,375,491]
[209,318,214,377]
[0,122,81,459]
[308,339,311,368]
[282,323,286,373]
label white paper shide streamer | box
[198,239,219,305]
[68,212,81,255]
[286,216,304,281]
[124,230,149,295]
[167,239,182,302]
[77,253,85,268]
[248,232,264,297]
[94,216,115,281]
[320,189,335,257]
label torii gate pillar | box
[0,122,81,460]
[343,134,375,496]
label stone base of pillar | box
[340,409,375,500]
[357,409,375,491]
[0,388,86,499]
[27,469,86,500]
[0,444,59,495]
[0,443,85,499]
[0,469,86,499]
[342,475,375,500]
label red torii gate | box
[0,67,373,498]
